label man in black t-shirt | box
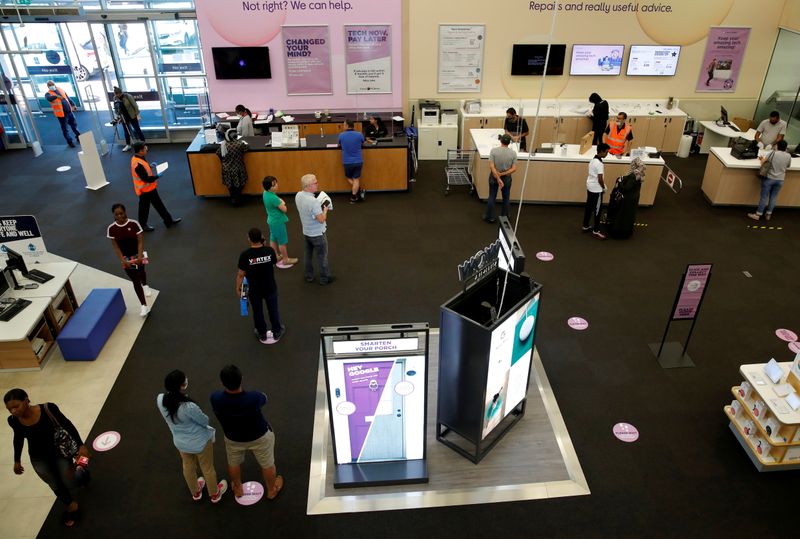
[236,228,284,344]
[504,107,530,151]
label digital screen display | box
[570,45,624,76]
[482,293,540,439]
[626,45,681,76]
[511,44,566,76]
[212,47,272,80]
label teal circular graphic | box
[45,50,61,64]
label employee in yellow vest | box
[603,112,634,158]
[44,80,81,147]
[131,141,181,231]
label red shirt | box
[107,219,143,257]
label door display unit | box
[321,323,429,488]
[438,268,542,463]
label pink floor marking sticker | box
[776,329,798,342]
[613,423,639,443]
[536,251,554,261]
[235,481,264,506]
[789,341,800,354]
[92,431,121,452]
[568,317,589,330]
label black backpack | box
[730,137,758,159]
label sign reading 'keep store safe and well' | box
[672,264,712,320]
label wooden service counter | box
[470,129,665,206]
[702,148,800,207]
[186,133,408,196]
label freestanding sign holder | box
[438,268,542,463]
[320,323,430,488]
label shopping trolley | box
[444,149,476,195]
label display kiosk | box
[438,268,542,463]
[320,323,430,488]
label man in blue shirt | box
[338,119,366,204]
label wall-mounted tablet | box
[570,45,624,76]
[626,45,681,76]
[511,44,566,76]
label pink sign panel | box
[235,481,264,506]
[612,423,639,443]
[568,317,588,330]
[282,25,332,95]
[535,251,554,262]
[776,329,798,343]
[345,25,392,94]
[672,264,712,320]
[696,27,751,92]
[92,431,121,452]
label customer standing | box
[210,365,285,500]
[748,140,792,221]
[107,203,151,317]
[483,134,517,224]
[157,370,227,503]
[262,176,297,268]
[236,227,284,344]
[754,111,787,149]
[583,143,609,240]
[295,174,333,285]
[5,388,90,528]
[113,86,145,151]
[131,141,181,231]
[338,119,366,204]
[504,107,530,151]
[603,112,633,157]
[607,158,646,239]
[217,128,248,205]
[235,104,254,137]
[44,80,80,147]
[587,93,609,145]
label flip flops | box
[267,475,285,501]
[62,508,81,527]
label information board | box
[438,24,485,93]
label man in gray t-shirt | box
[755,111,787,148]
[483,134,518,223]
[748,140,793,221]
[294,174,333,285]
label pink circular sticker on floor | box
[536,251,554,262]
[568,317,589,330]
[612,423,639,443]
[92,431,121,452]
[776,329,798,342]
[789,341,800,354]
[235,481,264,506]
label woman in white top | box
[748,140,793,221]
[235,104,254,137]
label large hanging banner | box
[345,25,392,94]
[282,25,332,96]
[696,27,750,92]
[438,24,485,93]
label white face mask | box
[617,121,625,128]
[48,85,55,90]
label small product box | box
[751,399,767,420]
[738,381,752,400]
[741,419,755,436]
[729,400,742,418]
[763,418,782,441]
[784,446,800,462]
[792,428,800,444]
[753,437,771,458]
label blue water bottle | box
[240,277,249,316]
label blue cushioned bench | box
[57,288,126,361]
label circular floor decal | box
[612,423,639,443]
[789,341,800,354]
[56,166,71,172]
[92,431,121,452]
[568,317,589,330]
[235,481,264,506]
[776,329,798,342]
[536,251,554,262]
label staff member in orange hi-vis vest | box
[130,142,181,232]
[603,112,634,158]
[44,80,81,147]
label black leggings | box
[124,265,148,305]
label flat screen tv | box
[626,45,681,76]
[212,47,271,80]
[511,44,566,76]
[570,45,624,76]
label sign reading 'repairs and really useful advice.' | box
[672,264,712,320]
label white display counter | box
[698,121,757,154]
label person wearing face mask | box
[235,104,254,137]
[754,111,786,150]
[603,112,634,158]
[44,80,81,147]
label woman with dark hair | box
[5,388,89,527]
[588,93,609,145]
[364,114,387,141]
[235,104,254,137]
[107,203,150,317]
[217,128,248,205]
[157,370,227,503]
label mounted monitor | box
[570,45,624,76]
[212,47,272,80]
[511,44,566,76]
[626,45,681,76]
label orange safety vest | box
[606,121,632,155]
[47,88,70,118]
[131,156,157,196]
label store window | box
[755,28,800,143]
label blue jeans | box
[31,456,75,506]
[304,233,330,283]
[484,174,512,220]
[249,289,281,338]
[757,178,783,215]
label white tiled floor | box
[0,255,153,537]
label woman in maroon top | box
[5,388,89,527]
[107,203,151,317]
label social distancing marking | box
[742,271,752,278]
[536,251,554,262]
[92,431,121,452]
[568,317,589,330]
[613,422,639,443]
[746,225,783,231]
[235,481,264,506]
[56,166,71,172]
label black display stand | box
[437,269,542,463]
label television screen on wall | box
[626,45,681,76]
[511,44,566,76]
[212,47,272,79]
[570,45,625,76]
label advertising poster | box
[438,24,485,93]
[0,216,47,262]
[672,264,712,320]
[327,355,425,463]
[282,25,332,95]
[696,27,750,92]
[345,25,392,94]
[482,293,540,439]
[570,45,624,76]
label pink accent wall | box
[195,0,402,112]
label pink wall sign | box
[235,481,264,506]
[672,264,712,320]
[282,25,332,95]
[568,317,588,330]
[92,431,121,452]
[535,251,554,262]
[776,329,798,343]
[345,25,392,94]
[696,27,751,93]
[612,423,639,443]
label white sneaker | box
[122,145,132,152]
[211,479,228,503]
[140,305,150,317]
[143,285,152,297]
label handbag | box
[731,137,758,159]
[43,403,79,459]
[757,151,774,179]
